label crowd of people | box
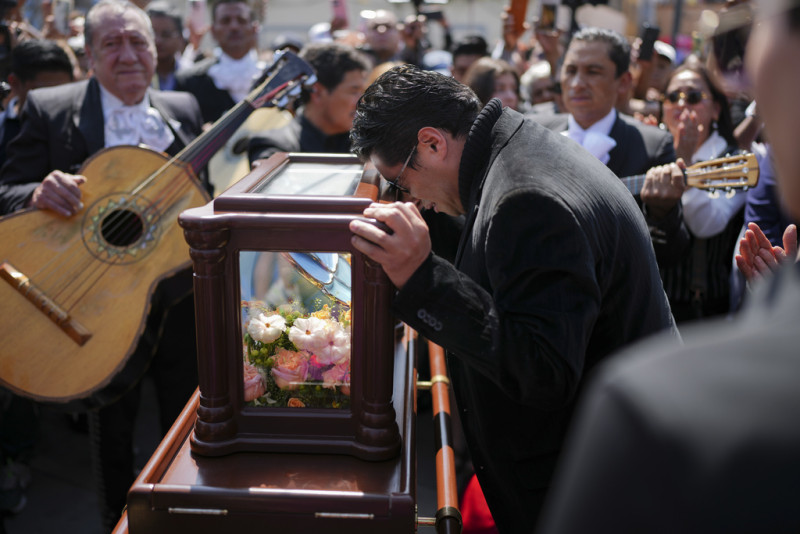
[0,0,798,532]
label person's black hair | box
[210,0,255,23]
[350,64,481,169]
[669,59,736,148]
[570,27,630,78]
[299,42,370,103]
[450,34,489,59]
[10,39,74,82]
[146,1,184,39]
[463,56,519,106]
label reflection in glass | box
[240,250,352,409]
[250,162,363,196]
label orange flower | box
[287,398,306,408]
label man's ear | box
[308,81,326,103]
[417,126,447,159]
[617,70,633,98]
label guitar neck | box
[620,173,646,195]
[167,50,314,177]
[174,100,256,176]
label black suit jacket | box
[0,78,204,215]
[395,102,676,532]
[175,57,236,124]
[247,111,352,164]
[530,111,676,178]
[539,260,800,534]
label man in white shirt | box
[530,27,675,180]
[175,0,263,124]
[0,1,206,529]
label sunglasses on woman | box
[662,90,709,105]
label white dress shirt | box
[564,109,618,165]
[100,86,175,152]
[682,131,747,238]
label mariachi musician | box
[0,0,205,530]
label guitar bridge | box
[0,261,92,346]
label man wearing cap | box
[360,9,402,66]
[629,39,677,120]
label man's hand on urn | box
[28,170,87,217]
[349,201,432,290]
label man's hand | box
[641,159,687,219]
[349,201,432,290]
[28,170,87,217]
[736,222,799,282]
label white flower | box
[247,313,286,343]
[288,316,328,352]
[315,321,351,366]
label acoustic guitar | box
[620,152,759,196]
[0,50,314,408]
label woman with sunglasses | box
[642,59,745,322]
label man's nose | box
[119,39,138,61]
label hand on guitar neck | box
[640,158,688,219]
[28,170,87,217]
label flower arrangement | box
[242,301,352,409]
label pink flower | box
[271,348,310,390]
[243,362,266,401]
[290,317,351,365]
[322,362,351,396]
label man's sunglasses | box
[662,90,709,105]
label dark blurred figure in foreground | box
[539,3,800,532]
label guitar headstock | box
[247,50,317,112]
[685,152,759,196]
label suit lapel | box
[74,78,105,155]
[606,115,628,177]
[149,91,192,151]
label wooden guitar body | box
[0,146,210,407]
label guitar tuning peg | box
[725,189,736,199]
[274,95,290,108]
[288,84,302,97]
[304,74,318,87]
[708,189,720,199]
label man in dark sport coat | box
[530,27,675,180]
[0,1,205,529]
[348,65,676,532]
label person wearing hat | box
[360,9,402,66]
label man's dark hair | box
[146,1,184,38]
[211,0,256,23]
[300,42,370,103]
[350,64,481,168]
[10,40,74,82]
[570,27,630,78]
[450,34,489,59]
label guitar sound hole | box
[101,209,144,247]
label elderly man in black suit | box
[531,27,675,180]
[0,0,206,529]
[175,0,262,125]
[538,3,800,532]
[348,65,676,532]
